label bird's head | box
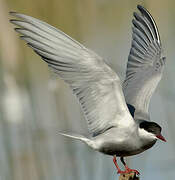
[138,121,166,142]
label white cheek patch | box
[138,128,156,140]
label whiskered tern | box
[10,5,166,175]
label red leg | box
[113,156,128,174]
[120,157,140,175]
[124,165,140,175]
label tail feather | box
[59,132,88,141]
[59,132,96,150]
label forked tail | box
[59,132,97,150]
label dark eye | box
[148,129,154,133]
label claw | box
[117,168,140,175]
[113,156,140,175]
[117,169,127,174]
[125,166,140,175]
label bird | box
[10,5,166,175]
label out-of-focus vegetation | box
[0,0,175,179]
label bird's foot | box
[117,169,128,174]
[117,168,139,175]
[113,156,140,175]
[124,166,140,175]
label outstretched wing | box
[123,5,166,120]
[10,12,134,136]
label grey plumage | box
[123,5,166,120]
[10,11,133,138]
[10,5,166,166]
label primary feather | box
[123,5,166,120]
[10,12,134,136]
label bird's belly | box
[98,142,141,156]
[98,140,156,157]
[93,127,157,157]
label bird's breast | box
[94,127,157,157]
[98,137,156,156]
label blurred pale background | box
[0,0,174,179]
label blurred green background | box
[0,0,174,179]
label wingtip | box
[132,19,137,26]
[134,5,144,18]
[137,5,145,11]
[137,4,143,10]
[137,4,148,16]
[9,11,25,19]
[14,27,22,32]
[133,11,138,18]
[9,12,20,24]
[137,4,161,45]
[9,19,18,25]
[9,11,17,16]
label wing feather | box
[10,12,134,136]
[123,5,166,120]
